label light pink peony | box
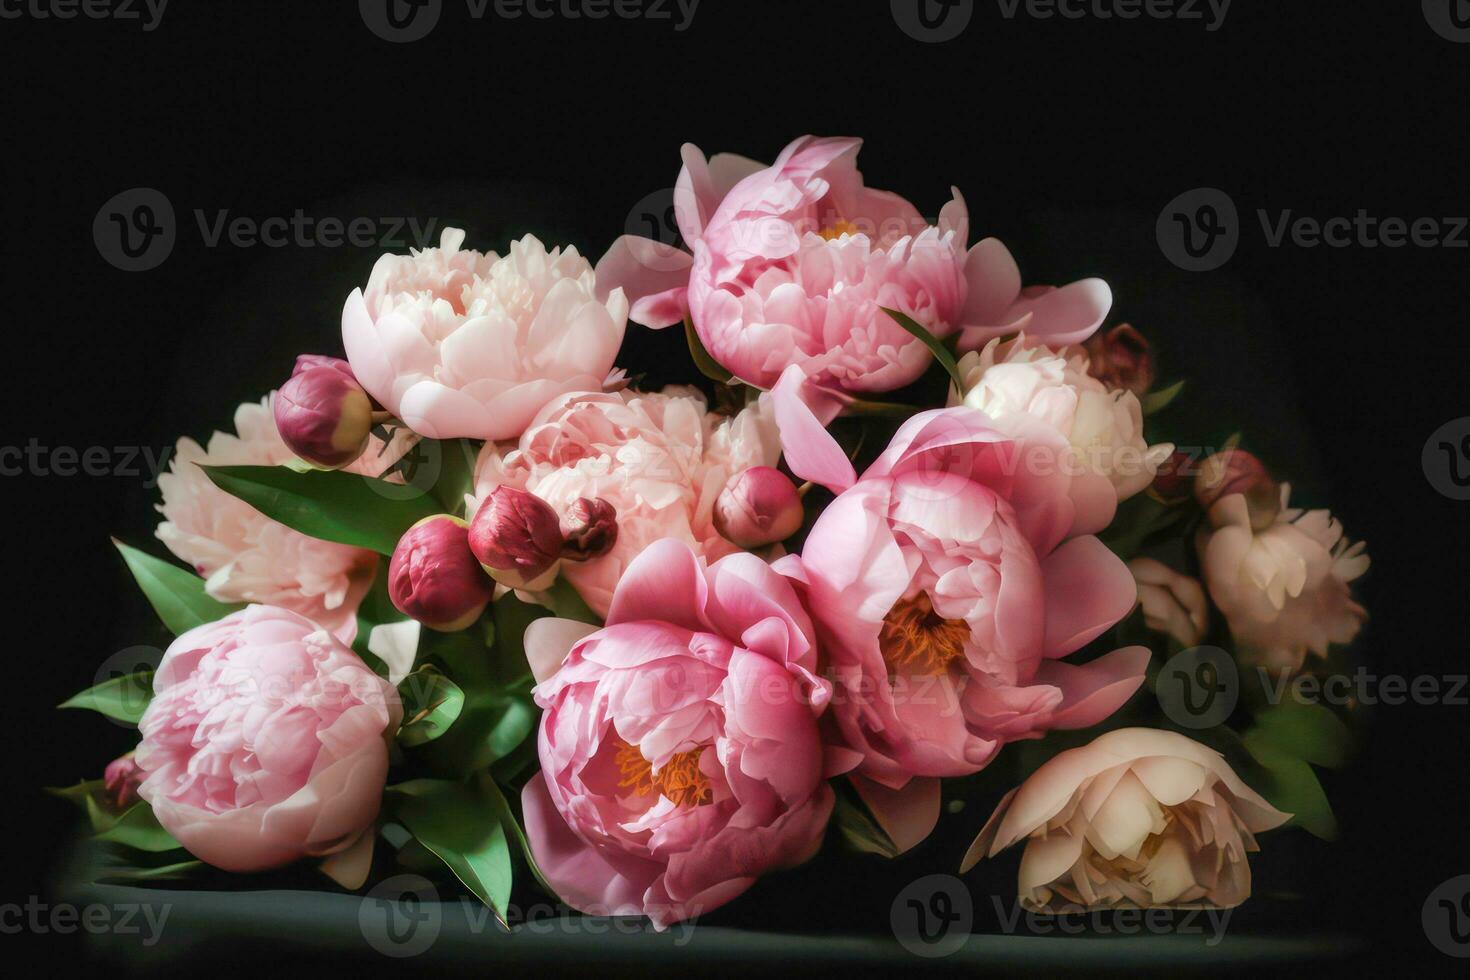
[520,540,843,930]
[134,605,401,872]
[1199,485,1369,674]
[343,229,629,441]
[470,386,780,617]
[962,728,1290,911]
[156,397,406,639]
[597,136,1111,398]
[774,380,1148,839]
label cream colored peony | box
[1199,484,1369,674]
[343,229,628,442]
[470,386,780,617]
[1128,557,1209,647]
[156,397,405,638]
[962,728,1290,911]
[952,336,1172,502]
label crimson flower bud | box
[1149,450,1195,505]
[560,498,618,561]
[1084,323,1155,396]
[469,487,565,589]
[104,754,143,810]
[389,515,496,632]
[274,359,374,470]
[1195,449,1280,530]
[714,466,804,548]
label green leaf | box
[388,778,514,926]
[479,774,553,894]
[841,398,924,419]
[683,316,735,385]
[544,578,601,626]
[1242,739,1338,840]
[431,439,479,517]
[397,667,466,747]
[1141,379,1186,416]
[352,560,405,675]
[832,789,899,858]
[95,859,203,883]
[881,307,965,393]
[201,465,441,555]
[114,539,243,635]
[93,802,183,852]
[1246,700,1352,770]
[58,671,154,725]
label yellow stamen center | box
[819,219,861,241]
[879,593,970,676]
[614,737,713,807]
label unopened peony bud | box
[1196,449,1280,530]
[714,467,804,548]
[560,498,618,561]
[104,754,143,810]
[1084,323,1155,396]
[1149,450,1195,504]
[469,486,565,590]
[274,359,374,470]
[389,515,495,632]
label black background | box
[3,1,1468,974]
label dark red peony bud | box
[560,498,618,561]
[1084,323,1155,396]
[104,754,143,810]
[389,515,496,632]
[1149,450,1196,505]
[1195,449,1281,530]
[274,358,374,470]
[468,486,565,589]
[714,466,805,548]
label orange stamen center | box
[614,737,713,807]
[879,593,970,676]
[819,219,861,241]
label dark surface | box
[4,2,1468,975]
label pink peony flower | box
[1199,485,1369,674]
[773,377,1149,839]
[962,728,1290,911]
[156,397,407,639]
[470,386,780,617]
[597,136,1111,398]
[520,540,843,930]
[134,605,401,872]
[343,229,629,441]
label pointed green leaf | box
[431,439,479,517]
[388,779,514,925]
[95,859,203,883]
[201,465,441,555]
[58,671,154,725]
[1141,379,1186,415]
[1247,700,1353,770]
[881,307,965,393]
[479,774,553,894]
[1242,736,1338,840]
[397,667,466,747]
[544,578,601,626]
[93,802,183,852]
[114,540,243,635]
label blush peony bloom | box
[597,136,1111,399]
[470,386,780,617]
[1128,558,1209,648]
[343,229,629,441]
[134,605,401,872]
[1199,485,1369,674]
[961,728,1291,911]
[520,540,843,930]
[952,336,1174,502]
[156,397,406,639]
[773,377,1150,839]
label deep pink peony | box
[135,605,401,872]
[597,136,1111,399]
[773,377,1148,840]
[520,540,845,930]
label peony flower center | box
[614,737,713,807]
[819,220,861,241]
[879,593,970,676]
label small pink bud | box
[714,467,804,548]
[560,498,618,561]
[103,754,143,810]
[469,487,565,589]
[1196,449,1280,530]
[1084,323,1155,396]
[274,359,374,470]
[389,515,496,632]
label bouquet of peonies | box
[59,136,1369,931]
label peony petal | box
[850,774,941,855]
[524,617,600,685]
[1042,536,1138,658]
[768,364,855,494]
